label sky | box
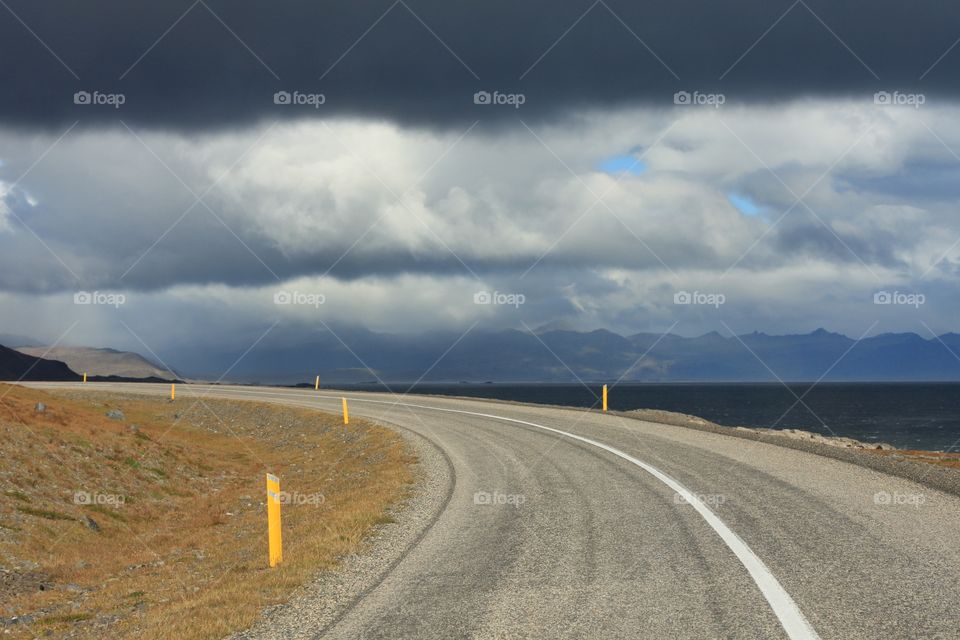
[2,0,960,362]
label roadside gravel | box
[618,408,960,498]
[231,419,454,640]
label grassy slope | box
[0,385,415,639]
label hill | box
[16,346,177,381]
[0,345,79,381]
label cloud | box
[1,0,959,129]
[3,101,960,292]
[2,99,960,355]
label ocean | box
[335,382,960,452]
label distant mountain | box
[15,346,178,381]
[158,327,960,384]
[0,345,80,381]
[0,333,42,348]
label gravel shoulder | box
[617,407,960,498]
[231,417,454,640]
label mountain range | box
[0,341,178,383]
[157,327,960,384]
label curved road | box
[27,383,960,639]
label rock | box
[106,409,125,421]
[127,424,139,433]
[34,402,46,413]
[83,516,101,532]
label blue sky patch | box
[598,155,647,176]
[728,193,761,216]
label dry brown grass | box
[0,384,416,639]
[871,448,960,469]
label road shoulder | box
[231,417,454,640]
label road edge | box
[608,409,960,498]
[230,415,455,640]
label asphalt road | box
[25,383,960,639]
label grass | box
[15,506,75,521]
[0,384,416,640]
[873,449,960,469]
[39,613,94,624]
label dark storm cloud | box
[2,0,959,129]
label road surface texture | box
[23,383,960,640]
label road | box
[25,383,960,639]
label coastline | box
[618,407,960,498]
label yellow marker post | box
[315,375,320,391]
[342,397,349,425]
[83,372,87,384]
[266,473,283,567]
[602,384,608,412]
[170,383,176,401]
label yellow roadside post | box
[315,375,320,391]
[83,372,87,384]
[266,473,283,567]
[170,383,176,401]
[342,397,349,425]
[602,384,608,412]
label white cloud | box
[1,100,960,347]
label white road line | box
[38,383,821,639]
